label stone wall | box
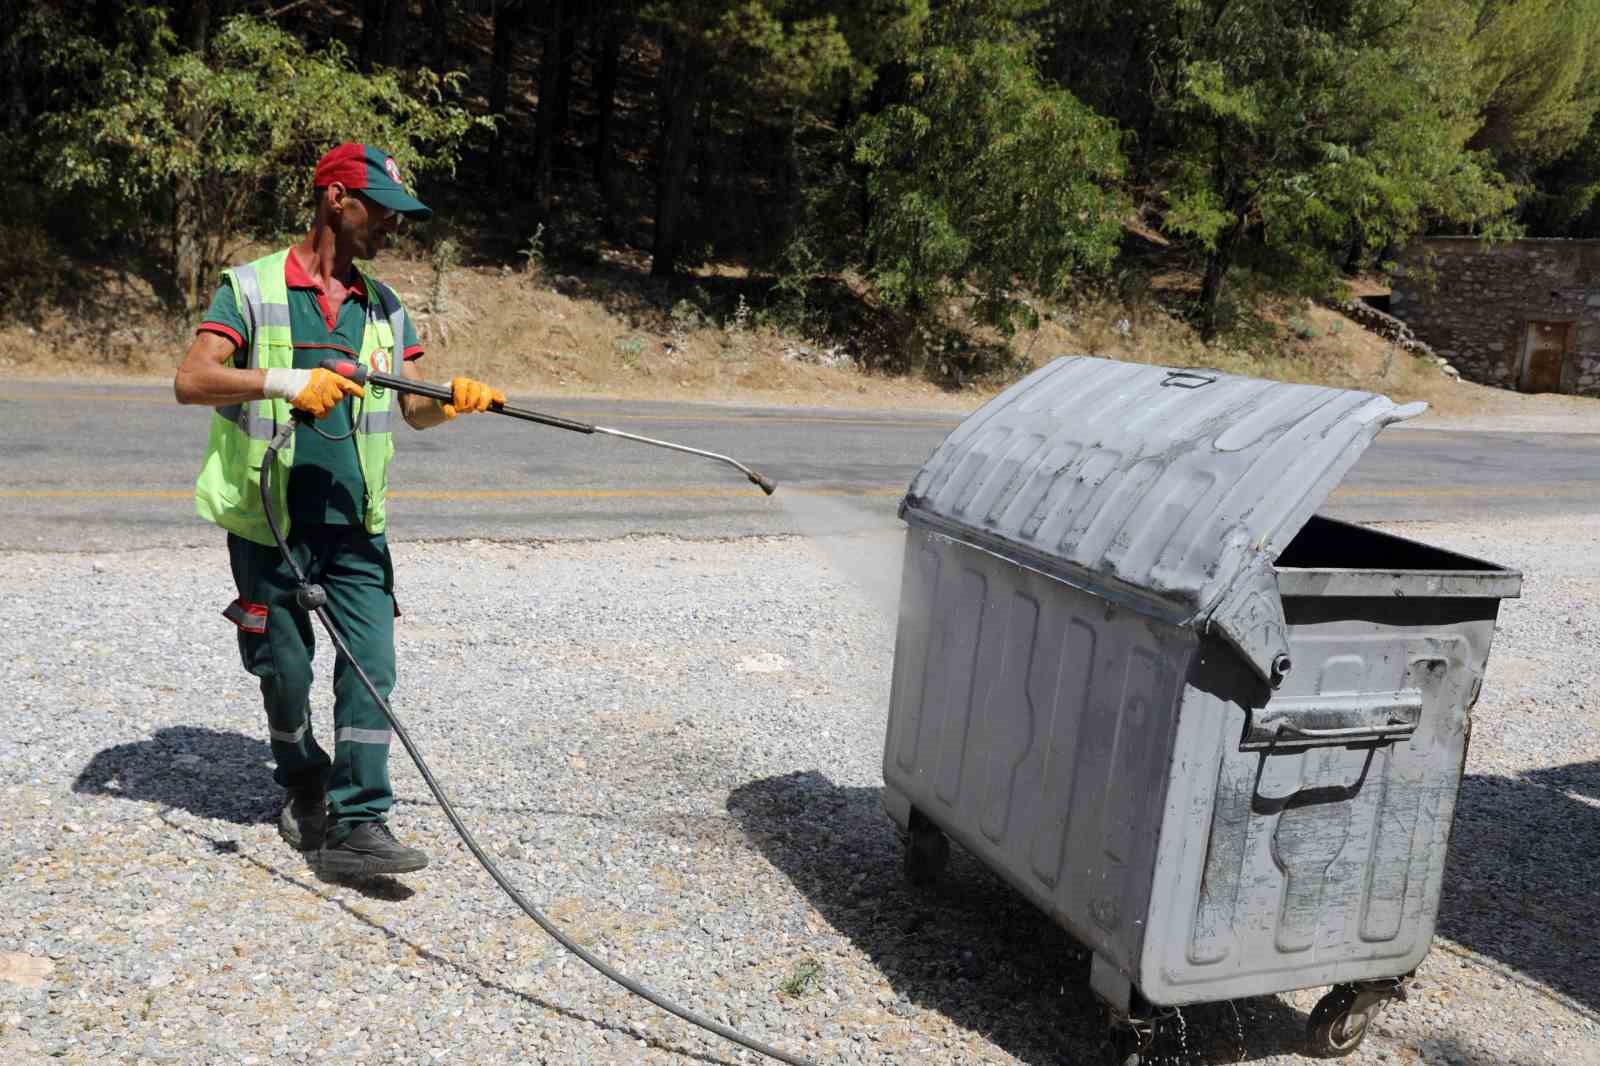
[1390,237,1600,395]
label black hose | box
[256,417,816,1066]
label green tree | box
[40,11,483,310]
[642,1,859,275]
[1461,0,1600,234]
[1467,0,1600,174]
[851,1,1126,334]
[1522,119,1600,235]
[1053,0,1518,340]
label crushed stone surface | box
[2,517,1597,1065]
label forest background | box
[6,0,1600,398]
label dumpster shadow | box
[1440,760,1600,1013]
[727,771,1308,1064]
[73,725,282,826]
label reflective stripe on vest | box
[352,262,399,533]
[193,248,400,545]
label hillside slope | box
[2,245,1594,428]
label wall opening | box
[1518,320,1574,394]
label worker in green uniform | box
[174,142,505,878]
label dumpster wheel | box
[903,808,950,887]
[1106,1017,1153,1066]
[1306,979,1404,1057]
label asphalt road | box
[1,380,1596,551]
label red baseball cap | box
[313,143,432,221]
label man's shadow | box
[72,725,281,826]
[72,728,743,1064]
[1440,759,1600,1013]
[726,771,1308,1065]
[71,725,409,896]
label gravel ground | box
[2,513,1598,1066]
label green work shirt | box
[199,251,423,528]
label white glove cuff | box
[263,367,313,401]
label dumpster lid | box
[901,357,1428,685]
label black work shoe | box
[278,780,327,852]
[315,821,429,877]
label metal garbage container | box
[880,356,1521,1062]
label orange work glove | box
[443,375,506,419]
[263,367,365,419]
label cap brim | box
[364,185,432,221]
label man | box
[174,142,504,878]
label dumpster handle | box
[1162,369,1218,389]
[1243,690,1424,750]
[1270,720,1417,744]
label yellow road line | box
[1385,434,1600,448]
[0,483,1592,502]
[607,413,959,429]
[1329,482,1597,499]
[0,486,906,500]
[0,489,193,499]
[0,391,180,406]
[388,487,906,501]
[0,391,962,429]
[9,391,1598,440]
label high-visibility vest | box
[193,248,410,545]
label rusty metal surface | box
[1274,569,1522,598]
[1139,595,1504,1004]
[1519,320,1573,393]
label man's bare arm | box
[174,332,266,406]
[174,332,362,417]
[399,357,451,429]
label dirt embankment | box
[2,246,1595,429]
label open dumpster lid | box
[900,356,1428,685]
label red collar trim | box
[285,247,367,299]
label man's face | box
[335,186,399,257]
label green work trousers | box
[227,528,397,834]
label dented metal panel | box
[1138,594,1500,1003]
[882,356,1522,1018]
[900,357,1427,681]
[883,519,1513,1005]
[884,526,1193,973]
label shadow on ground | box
[70,729,744,1064]
[72,726,428,899]
[1441,761,1600,1014]
[729,768,1578,1065]
[727,770,1307,1065]
[72,725,281,826]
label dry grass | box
[1005,291,1550,420]
[0,247,977,411]
[384,260,932,407]
[1010,296,1397,393]
[1,246,1593,425]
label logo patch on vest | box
[369,349,390,399]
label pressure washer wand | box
[320,358,777,495]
